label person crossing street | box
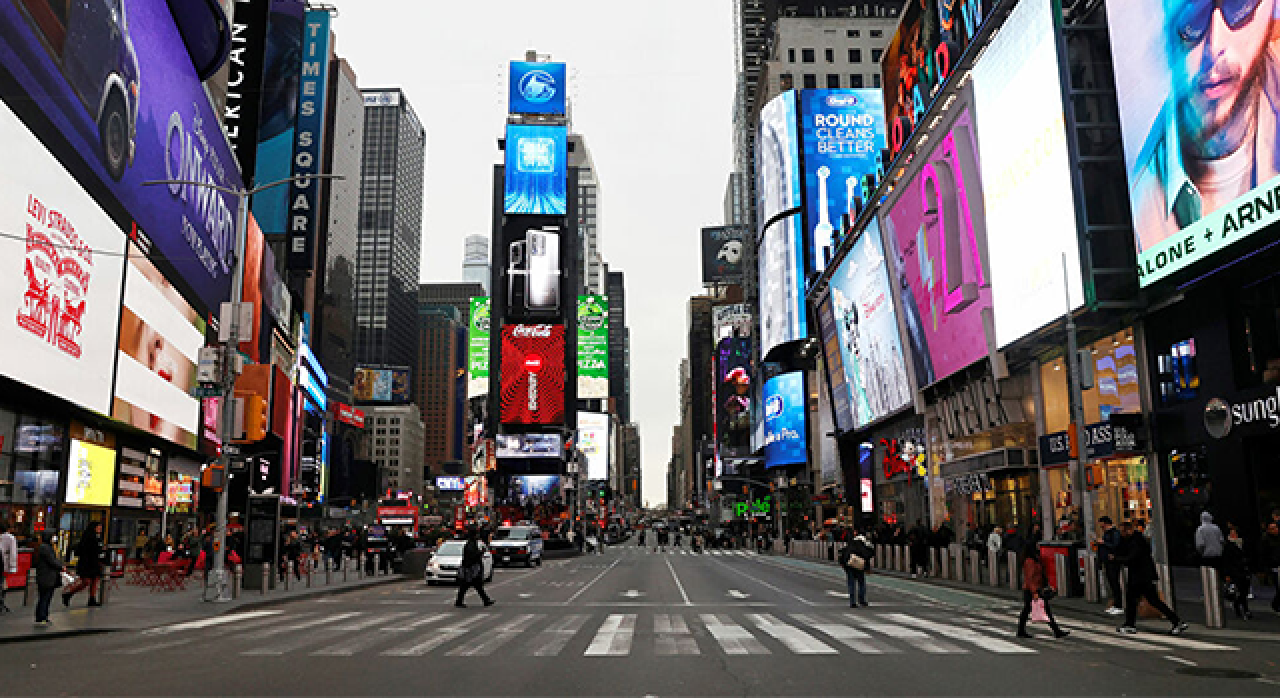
[1115,520,1187,636]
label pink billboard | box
[879,107,992,387]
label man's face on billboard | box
[1167,0,1274,157]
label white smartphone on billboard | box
[526,229,560,311]
[507,240,527,309]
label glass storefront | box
[944,469,1040,540]
[0,406,64,544]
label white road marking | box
[714,560,815,606]
[335,612,414,631]
[142,610,284,635]
[524,614,590,656]
[518,593,534,598]
[666,558,692,606]
[700,614,770,655]
[447,614,543,656]
[1165,655,1197,666]
[242,612,360,640]
[728,589,750,599]
[585,614,636,656]
[883,613,1035,654]
[654,613,700,655]
[382,612,452,632]
[849,616,966,654]
[565,558,620,604]
[790,613,898,654]
[827,590,848,598]
[747,613,837,654]
[622,589,645,599]
[977,608,1237,652]
[383,614,494,656]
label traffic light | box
[232,394,268,443]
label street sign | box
[192,385,224,399]
[223,445,241,456]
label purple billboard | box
[0,0,244,315]
[879,107,991,386]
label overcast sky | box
[331,0,737,507]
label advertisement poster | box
[499,324,566,425]
[827,219,912,430]
[468,297,491,398]
[972,0,1083,347]
[798,89,887,274]
[1107,0,1280,286]
[166,472,196,514]
[701,226,747,285]
[577,295,609,399]
[495,433,563,459]
[757,92,806,357]
[285,9,332,270]
[353,366,412,403]
[509,61,567,115]
[816,294,854,433]
[510,475,560,501]
[763,372,806,468]
[65,439,116,507]
[880,107,991,386]
[504,124,567,215]
[578,411,610,481]
[250,0,306,238]
[113,243,205,450]
[0,0,246,313]
[0,101,126,415]
[712,303,752,341]
[716,337,753,453]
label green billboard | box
[577,295,608,399]
[468,297,491,397]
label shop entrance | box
[58,507,107,562]
[1247,435,1280,531]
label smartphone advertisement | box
[500,324,566,426]
[506,227,563,317]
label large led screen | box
[504,124,567,215]
[1108,0,1280,287]
[353,366,412,403]
[972,0,1084,347]
[757,90,807,356]
[880,107,991,386]
[716,336,753,452]
[756,91,801,237]
[578,411,610,482]
[577,295,609,399]
[112,243,206,449]
[509,61,567,115]
[828,220,913,429]
[798,89,887,274]
[763,372,806,468]
[0,99,126,415]
[468,297,491,398]
[250,0,306,239]
[759,217,806,356]
[500,324,566,425]
[0,0,246,314]
[816,294,854,433]
[65,439,116,507]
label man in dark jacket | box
[908,521,930,578]
[34,531,65,626]
[839,532,874,608]
[1259,522,1280,613]
[1096,516,1124,615]
[455,527,493,608]
[1116,521,1187,635]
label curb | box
[0,628,115,645]
[220,574,408,614]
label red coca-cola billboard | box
[500,324,565,425]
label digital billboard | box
[504,124,567,215]
[1107,0,1280,287]
[65,439,116,507]
[763,372,806,468]
[509,61,567,115]
[0,101,126,416]
[495,433,563,459]
[250,0,306,238]
[827,219,913,430]
[577,295,608,399]
[757,91,801,237]
[883,0,996,157]
[972,0,1083,347]
[500,324,566,425]
[797,89,887,275]
[716,337,753,452]
[712,303,753,341]
[353,366,412,403]
[578,411,610,481]
[816,294,854,434]
[113,243,206,450]
[757,91,806,356]
[468,297,491,398]
[0,0,246,314]
[285,9,333,270]
[701,226,747,284]
[880,106,991,387]
[511,474,560,499]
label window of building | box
[801,48,815,63]
[824,48,834,63]
[849,48,862,63]
[827,74,840,88]
[803,73,817,89]
[873,73,881,89]
[847,29,861,38]
[850,74,864,88]
[872,49,883,63]
[871,29,883,38]
[788,48,795,63]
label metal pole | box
[968,550,980,583]
[1063,254,1095,546]
[1054,553,1070,595]
[1007,550,1020,591]
[1201,566,1224,628]
[988,551,999,586]
[1083,551,1099,603]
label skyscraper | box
[356,88,426,374]
[462,234,490,293]
[417,303,465,479]
[607,270,630,424]
[570,133,604,295]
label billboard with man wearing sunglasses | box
[1109,0,1280,287]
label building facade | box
[607,270,631,424]
[462,234,491,294]
[361,404,426,495]
[417,303,465,479]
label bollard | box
[940,547,951,580]
[284,563,292,591]
[953,547,963,582]
[899,545,909,574]
[24,568,35,606]
[233,564,242,599]
[358,551,364,579]
[1200,566,1224,628]
[307,555,314,588]
[929,547,940,577]
[1054,553,1069,596]
[1007,550,1020,591]
[875,544,883,566]
[344,556,350,583]
[968,550,980,583]
[326,558,332,585]
[1082,551,1099,603]
[98,575,109,606]
[988,552,999,587]
[1157,563,1173,605]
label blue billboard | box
[504,124,567,215]
[756,91,806,357]
[285,9,332,270]
[251,0,306,238]
[798,89,886,275]
[763,372,807,468]
[509,61,566,115]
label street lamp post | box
[143,173,344,602]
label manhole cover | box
[1175,667,1261,680]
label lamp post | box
[143,173,344,602]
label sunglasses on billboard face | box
[1174,0,1265,44]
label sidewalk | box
[0,563,406,643]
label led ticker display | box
[499,324,566,426]
[504,124,567,215]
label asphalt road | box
[4,542,1280,697]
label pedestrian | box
[1016,541,1069,639]
[986,525,1004,565]
[1002,524,1025,564]
[454,526,493,609]
[839,531,874,608]
[1222,525,1252,620]
[908,520,929,579]
[1115,520,1188,635]
[62,521,104,608]
[0,521,16,614]
[33,531,65,627]
[1257,521,1280,613]
[1095,516,1125,615]
[326,528,343,571]
[1195,511,1224,567]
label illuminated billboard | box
[468,297,491,398]
[763,372,806,468]
[499,324,566,425]
[495,433,563,459]
[504,124,567,215]
[577,295,609,399]
[578,411,610,481]
[509,61,567,115]
[65,439,116,507]
[716,337,753,452]
[1107,0,1280,286]
[701,226,747,284]
[353,366,412,404]
[285,9,333,270]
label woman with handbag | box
[454,526,493,609]
[1016,541,1069,639]
[839,531,874,608]
[34,531,67,627]
[62,522,104,608]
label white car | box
[425,540,493,585]
[490,526,543,567]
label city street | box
[3,545,1277,697]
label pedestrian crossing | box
[118,608,1241,660]
[615,548,762,558]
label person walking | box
[1258,521,1280,613]
[1116,520,1188,635]
[1096,516,1125,615]
[0,521,17,614]
[1195,511,1224,568]
[839,531,874,608]
[454,527,493,608]
[986,525,1004,564]
[1222,526,1253,620]
[33,532,65,627]
[908,520,929,579]
[1016,541,1069,639]
[62,522,104,608]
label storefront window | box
[1041,329,1143,432]
[944,470,1040,541]
[0,407,65,541]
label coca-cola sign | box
[500,324,565,426]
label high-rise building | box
[462,234,491,294]
[570,134,604,295]
[419,283,487,318]
[360,404,426,494]
[606,270,630,424]
[416,300,465,479]
[356,88,426,374]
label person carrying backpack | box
[839,530,874,608]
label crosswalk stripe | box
[311,612,454,656]
[883,613,1035,654]
[447,614,543,656]
[700,613,770,655]
[383,614,495,657]
[655,613,700,656]
[335,612,414,631]
[747,613,837,654]
[790,613,900,654]
[142,610,284,635]
[382,612,453,632]
[977,608,1238,651]
[585,614,636,656]
[242,612,360,641]
[848,616,967,654]
[114,612,292,654]
[524,614,590,657]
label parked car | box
[490,526,543,567]
[424,540,493,585]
